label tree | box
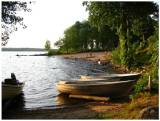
[79,21,91,51]
[54,20,119,53]
[45,40,51,51]
[54,38,63,48]
[1,1,33,46]
[84,2,158,66]
[54,21,88,53]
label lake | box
[2,51,115,109]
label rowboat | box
[99,73,141,80]
[80,73,141,81]
[56,80,137,97]
[2,82,24,100]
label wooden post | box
[69,94,110,101]
[147,75,152,91]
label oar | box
[69,94,110,101]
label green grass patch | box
[97,113,114,119]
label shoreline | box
[2,96,131,119]
[3,51,158,119]
[3,93,158,119]
[59,51,129,73]
[60,52,111,62]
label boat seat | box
[58,81,67,84]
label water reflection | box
[2,93,25,112]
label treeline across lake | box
[55,2,159,95]
[2,48,46,51]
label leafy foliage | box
[44,40,59,56]
[1,1,33,46]
[45,40,51,51]
[54,21,118,53]
[111,48,121,64]
[84,2,158,66]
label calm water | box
[2,51,115,109]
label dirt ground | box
[3,99,127,119]
[3,94,158,119]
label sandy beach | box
[61,52,111,62]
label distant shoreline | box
[1,47,57,52]
[16,53,48,56]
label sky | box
[5,0,88,48]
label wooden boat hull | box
[56,80,137,97]
[80,73,141,81]
[2,83,24,100]
[100,73,141,80]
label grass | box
[97,92,158,119]
[97,113,114,119]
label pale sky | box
[5,0,88,48]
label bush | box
[112,48,121,64]
[47,50,57,56]
[129,74,148,100]
[134,75,148,94]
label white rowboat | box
[2,83,24,100]
[80,73,141,81]
[56,80,137,97]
